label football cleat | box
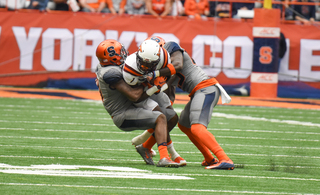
[201,158,219,166]
[135,144,154,165]
[156,157,179,168]
[205,159,234,170]
[174,156,187,167]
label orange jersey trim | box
[161,48,169,69]
[123,64,143,77]
[188,77,219,97]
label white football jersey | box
[122,48,171,86]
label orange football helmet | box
[96,39,128,66]
[146,36,166,47]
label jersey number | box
[259,46,273,64]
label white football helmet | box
[136,40,161,73]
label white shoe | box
[156,157,179,168]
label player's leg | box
[188,85,234,170]
[178,101,217,165]
[163,107,186,166]
[132,92,185,166]
[113,106,178,167]
[153,112,179,167]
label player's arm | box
[159,50,183,76]
[112,79,145,102]
[103,68,152,103]
[103,69,143,102]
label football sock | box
[132,129,153,146]
[158,142,169,159]
[191,123,229,161]
[167,140,179,160]
[147,128,154,134]
[178,123,214,162]
[142,135,156,149]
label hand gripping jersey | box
[122,48,171,86]
[122,48,173,114]
[95,63,133,117]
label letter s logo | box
[259,46,273,64]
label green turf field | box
[0,97,319,194]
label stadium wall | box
[0,11,319,98]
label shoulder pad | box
[103,68,123,85]
[164,41,184,55]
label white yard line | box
[0,182,316,194]
[0,135,319,150]
[0,155,319,169]
[0,164,193,180]
[1,145,320,160]
[211,112,320,127]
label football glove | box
[153,76,167,94]
[144,70,160,82]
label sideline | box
[1,87,320,110]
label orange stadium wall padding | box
[0,11,320,93]
[251,8,280,98]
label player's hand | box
[144,72,155,82]
[144,70,160,82]
[144,77,168,96]
[154,76,167,87]
[153,76,167,94]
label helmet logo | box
[107,46,116,57]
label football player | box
[95,39,179,167]
[133,37,235,170]
[122,39,187,166]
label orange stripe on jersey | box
[160,48,169,69]
[123,64,143,77]
[188,78,219,97]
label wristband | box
[160,83,168,92]
[146,86,159,96]
[153,70,160,78]
[167,63,176,75]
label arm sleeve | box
[164,41,184,55]
[103,68,123,85]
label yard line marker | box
[0,134,319,146]
[1,145,320,160]
[1,155,319,169]
[0,164,193,180]
[0,144,131,151]
[1,136,320,150]
[0,136,131,142]
[211,112,320,127]
[1,127,319,138]
[0,120,113,126]
[206,128,320,135]
[173,108,320,127]
[0,182,315,194]
[177,173,320,182]
[0,127,130,134]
